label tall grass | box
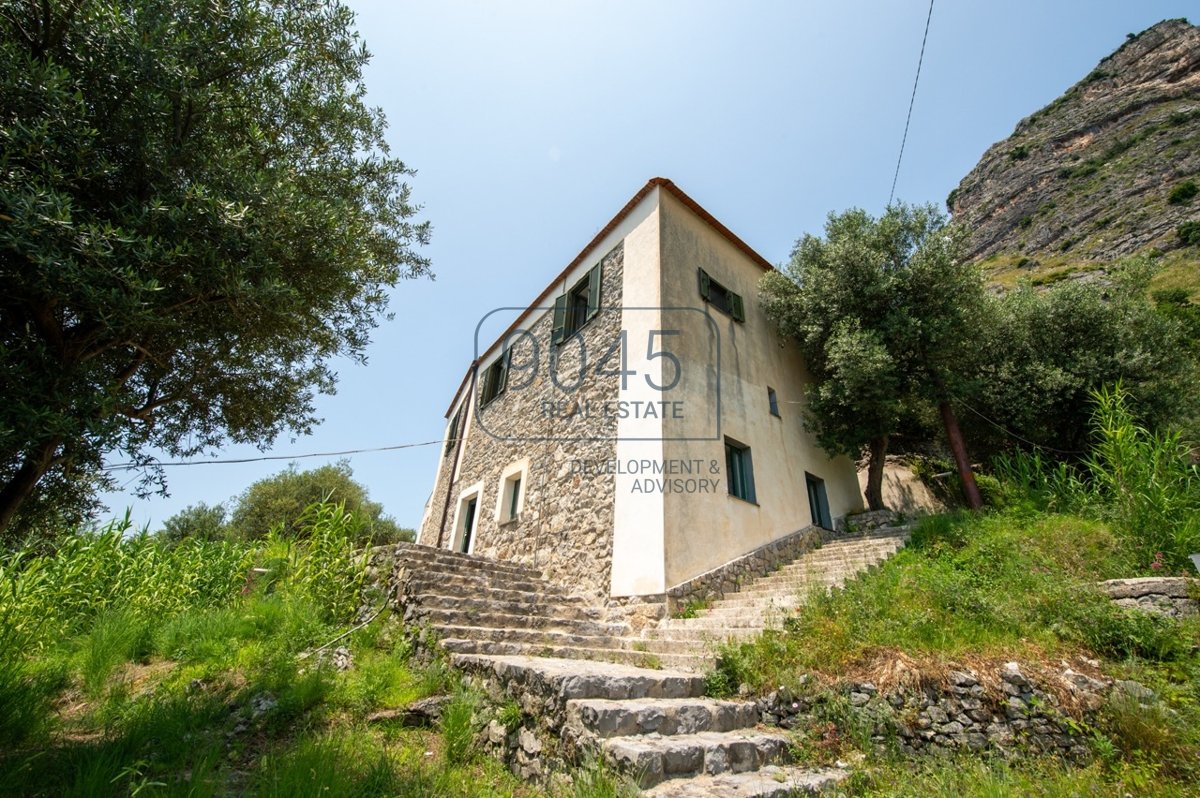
[996,384,1200,571]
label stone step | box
[440,638,704,671]
[391,543,545,579]
[403,579,587,608]
[658,614,784,631]
[450,654,707,700]
[645,626,761,643]
[643,766,849,797]
[410,601,614,629]
[404,567,569,597]
[566,697,758,739]
[405,590,609,624]
[776,551,893,569]
[627,638,714,656]
[429,623,628,649]
[603,729,793,788]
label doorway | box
[806,473,832,530]
[460,496,477,553]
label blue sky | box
[100,0,1195,530]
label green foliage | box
[75,609,154,697]
[496,700,523,731]
[967,258,1200,460]
[1177,220,1200,246]
[0,0,431,542]
[1167,180,1198,204]
[225,460,413,543]
[439,687,481,766]
[713,510,1145,692]
[1009,144,1031,160]
[263,500,370,624]
[760,203,984,505]
[158,502,227,545]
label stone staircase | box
[459,653,848,796]
[387,526,911,795]
[635,528,911,662]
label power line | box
[888,0,936,207]
[960,403,1085,455]
[103,440,442,471]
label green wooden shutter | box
[586,263,602,322]
[743,448,756,504]
[499,348,511,392]
[698,268,711,302]
[730,291,745,322]
[551,294,568,344]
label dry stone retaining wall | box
[1098,577,1198,619]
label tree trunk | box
[939,401,983,510]
[863,435,889,511]
[0,438,62,539]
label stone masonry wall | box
[1098,577,1198,618]
[665,526,824,612]
[419,244,624,600]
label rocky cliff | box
[949,19,1199,290]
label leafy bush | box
[1177,220,1200,246]
[1168,180,1198,205]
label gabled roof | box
[442,177,775,417]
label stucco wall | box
[657,192,863,589]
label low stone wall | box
[664,526,823,613]
[758,661,1140,760]
[1098,577,1198,618]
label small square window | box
[768,387,780,417]
[724,437,756,503]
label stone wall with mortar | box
[418,244,624,600]
[664,526,824,612]
[758,660,1148,759]
[1098,577,1198,618]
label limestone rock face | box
[950,19,1200,267]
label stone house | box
[417,178,863,602]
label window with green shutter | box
[444,405,463,456]
[479,349,510,406]
[724,436,756,503]
[697,268,745,322]
[553,262,603,344]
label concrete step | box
[392,543,545,579]
[643,766,849,797]
[403,591,601,618]
[450,654,707,700]
[603,729,793,788]
[566,697,758,739]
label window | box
[806,473,832,529]
[724,437,756,503]
[504,475,521,522]
[495,459,529,524]
[444,405,463,456]
[479,349,510,406]
[698,268,745,322]
[768,387,780,417]
[552,262,602,344]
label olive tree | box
[0,0,431,541]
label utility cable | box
[888,0,936,206]
[103,440,442,471]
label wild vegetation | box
[709,387,1200,795]
[158,460,415,546]
[0,501,635,797]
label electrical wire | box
[102,440,442,471]
[888,0,936,207]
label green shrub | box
[1010,144,1030,161]
[1168,180,1198,205]
[439,687,480,766]
[76,609,154,696]
[1177,220,1200,246]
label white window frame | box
[494,458,530,525]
